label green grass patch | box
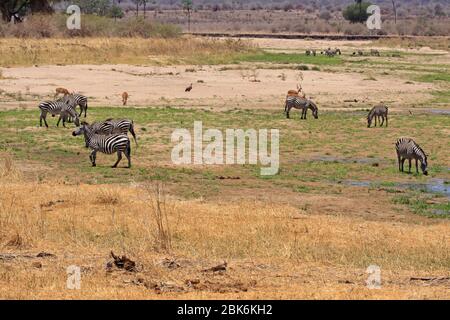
[415,73,450,83]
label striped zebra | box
[367,105,388,128]
[72,123,131,168]
[395,137,428,175]
[92,119,138,146]
[63,93,88,118]
[284,96,318,120]
[38,97,80,128]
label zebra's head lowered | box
[308,100,319,119]
[419,148,429,176]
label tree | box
[131,0,140,17]
[0,0,55,22]
[182,0,193,32]
[343,2,372,24]
[109,4,124,20]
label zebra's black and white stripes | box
[395,137,428,175]
[284,96,319,120]
[70,93,88,118]
[91,119,138,146]
[368,105,388,128]
[38,97,80,128]
[72,123,131,168]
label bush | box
[343,2,372,23]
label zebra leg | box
[84,103,87,118]
[415,159,419,174]
[385,115,388,127]
[408,159,412,173]
[112,151,123,168]
[397,155,401,172]
[43,114,49,128]
[401,158,406,172]
[286,106,291,119]
[90,150,97,167]
[125,142,131,168]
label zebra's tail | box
[129,120,138,147]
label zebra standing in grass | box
[395,137,428,175]
[70,93,88,117]
[63,93,88,122]
[367,105,389,128]
[38,97,80,128]
[92,118,138,146]
[284,96,318,120]
[72,122,131,168]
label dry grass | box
[0,37,255,67]
[0,176,449,299]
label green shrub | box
[343,2,372,24]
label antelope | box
[55,87,71,99]
[122,92,129,106]
[286,84,305,98]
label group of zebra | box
[38,93,88,128]
[283,93,428,176]
[38,92,137,168]
[306,48,381,58]
[305,48,342,57]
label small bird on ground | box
[185,83,193,92]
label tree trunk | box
[391,0,397,24]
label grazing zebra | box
[284,96,318,120]
[72,123,131,168]
[367,105,389,128]
[91,118,138,146]
[68,93,88,118]
[38,97,80,128]
[323,48,341,57]
[370,49,381,56]
[395,138,428,175]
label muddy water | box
[343,179,450,199]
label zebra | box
[38,97,80,128]
[395,138,428,175]
[91,119,138,146]
[367,105,389,128]
[323,48,341,57]
[72,123,131,168]
[65,93,88,118]
[284,96,318,120]
[370,49,381,56]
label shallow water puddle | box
[343,179,450,199]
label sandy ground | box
[0,63,435,110]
